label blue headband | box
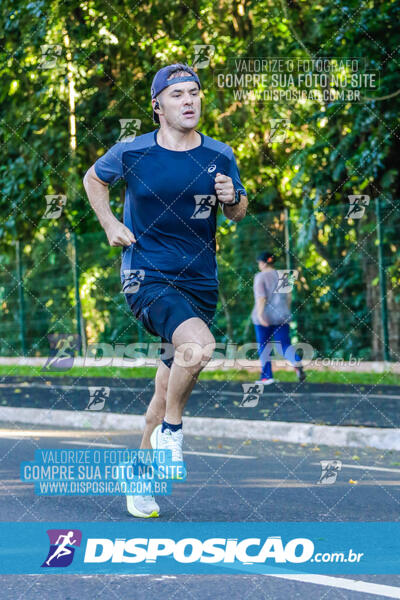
[164,75,199,88]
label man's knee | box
[201,335,216,365]
[174,333,216,370]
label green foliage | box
[1,0,399,360]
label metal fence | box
[1,202,399,362]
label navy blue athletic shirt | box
[94,129,247,291]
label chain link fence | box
[1,203,399,362]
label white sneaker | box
[126,494,159,518]
[150,424,186,479]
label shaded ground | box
[1,376,400,427]
[1,424,399,598]
[1,423,399,522]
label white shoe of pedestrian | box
[255,378,275,385]
[150,424,186,479]
[126,494,159,518]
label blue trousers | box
[254,322,298,379]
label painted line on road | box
[62,440,256,459]
[63,441,126,449]
[312,462,400,474]
[266,574,400,599]
[184,450,255,459]
[0,429,133,438]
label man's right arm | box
[83,165,135,247]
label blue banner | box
[0,522,398,574]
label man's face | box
[155,80,201,130]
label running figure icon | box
[43,334,77,371]
[45,531,77,566]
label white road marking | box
[63,440,126,449]
[0,428,133,438]
[313,462,400,474]
[266,574,400,598]
[184,450,255,459]
[62,440,255,458]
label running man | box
[83,63,248,518]
[251,251,306,384]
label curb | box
[1,407,399,451]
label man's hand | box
[104,218,136,247]
[214,172,234,204]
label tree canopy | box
[1,0,399,360]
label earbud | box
[154,100,160,110]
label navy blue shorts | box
[125,281,217,368]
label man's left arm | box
[214,149,248,222]
[214,173,248,222]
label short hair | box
[256,252,275,264]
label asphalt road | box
[2,423,400,522]
[2,573,400,600]
[0,422,400,599]
[2,376,400,427]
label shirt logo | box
[191,195,216,219]
[42,529,82,567]
[207,164,216,173]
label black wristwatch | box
[225,189,243,206]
